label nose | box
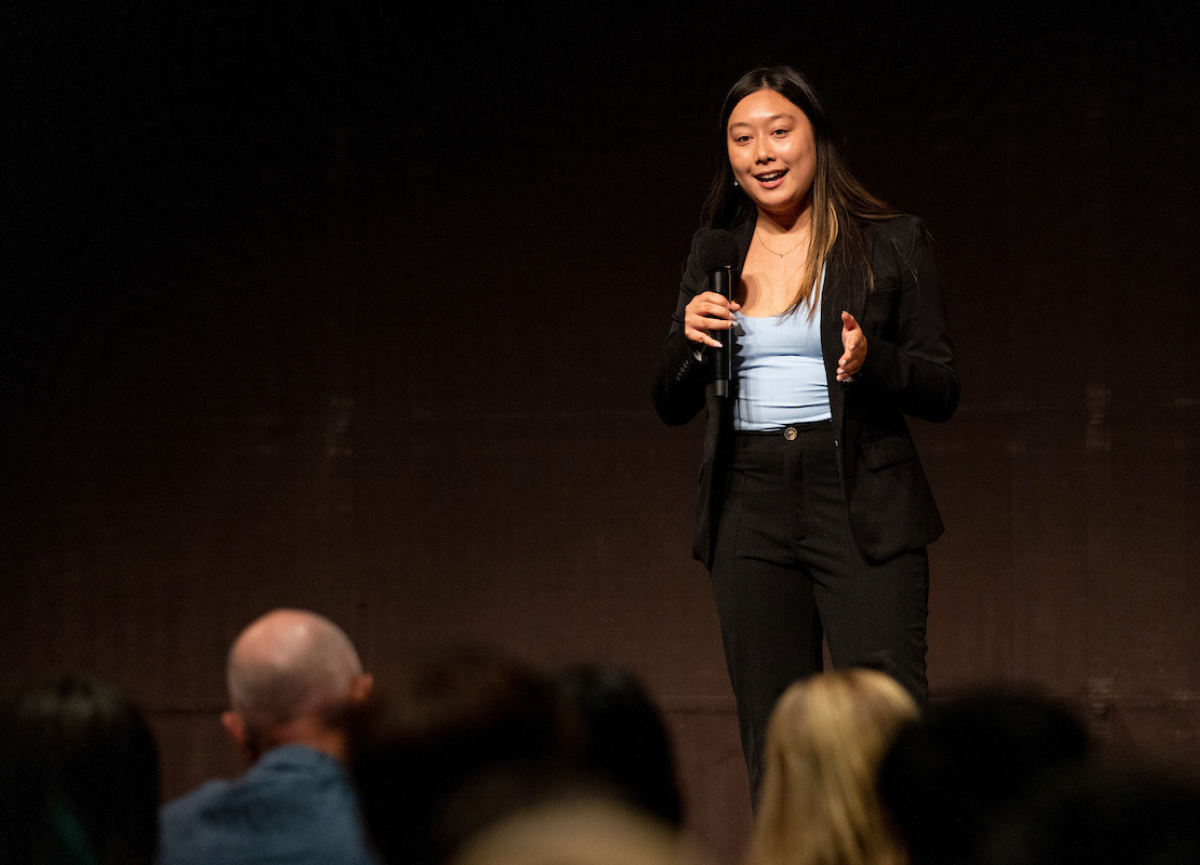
[754,137,774,164]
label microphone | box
[696,229,740,398]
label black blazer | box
[652,214,958,567]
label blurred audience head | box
[977,761,1200,865]
[348,646,566,865]
[222,608,373,763]
[554,664,683,827]
[746,668,919,865]
[0,676,160,865]
[449,795,689,865]
[878,689,1092,865]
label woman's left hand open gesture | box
[837,311,867,382]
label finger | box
[686,320,731,346]
[689,300,734,319]
[694,291,732,309]
[687,329,724,349]
[841,311,858,331]
[704,304,737,320]
[688,314,737,331]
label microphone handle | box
[710,266,732,398]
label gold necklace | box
[755,230,808,258]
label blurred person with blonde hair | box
[451,795,690,865]
[746,668,918,865]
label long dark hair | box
[1,677,161,865]
[702,66,897,315]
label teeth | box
[758,171,786,181]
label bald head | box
[227,609,366,741]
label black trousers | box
[710,420,929,795]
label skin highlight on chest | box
[736,237,813,318]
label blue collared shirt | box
[158,744,380,865]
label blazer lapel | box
[821,254,853,437]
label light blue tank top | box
[732,300,832,431]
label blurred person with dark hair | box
[349,647,604,865]
[745,669,918,865]
[977,761,1200,865]
[0,676,161,865]
[554,665,683,828]
[158,609,377,865]
[877,691,1092,865]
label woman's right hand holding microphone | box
[684,292,740,349]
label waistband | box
[733,419,832,441]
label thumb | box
[841,311,858,331]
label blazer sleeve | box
[652,230,712,427]
[854,217,959,424]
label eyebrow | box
[729,113,795,129]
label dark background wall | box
[3,3,1198,862]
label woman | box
[746,670,918,865]
[651,66,957,793]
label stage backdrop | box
[4,5,1198,862]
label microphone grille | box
[695,229,740,273]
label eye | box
[733,134,751,145]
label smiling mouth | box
[754,170,788,184]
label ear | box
[221,710,256,763]
[348,673,374,704]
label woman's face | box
[726,88,817,220]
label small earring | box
[733,180,739,188]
